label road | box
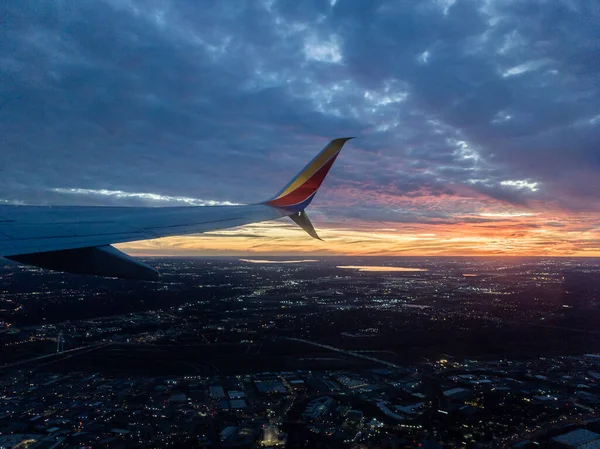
[283,337,403,369]
[0,342,109,371]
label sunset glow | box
[119,207,600,257]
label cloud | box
[0,0,598,255]
[500,180,539,192]
[50,188,239,206]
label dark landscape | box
[2,257,600,448]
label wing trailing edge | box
[6,245,158,281]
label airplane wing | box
[0,137,353,280]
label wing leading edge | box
[0,137,353,280]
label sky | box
[1,0,599,256]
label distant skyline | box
[1,1,599,256]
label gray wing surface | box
[0,204,284,257]
[0,204,285,280]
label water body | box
[337,266,429,272]
[239,259,318,264]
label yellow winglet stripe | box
[272,137,353,200]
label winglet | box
[289,210,322,240]
[265,137,353,213]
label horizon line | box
[121,254,600,259]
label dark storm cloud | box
[0,0,598,223]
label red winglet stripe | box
[266,154,338,207]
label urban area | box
[1,257,600,448]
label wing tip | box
[265,136,354,210]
